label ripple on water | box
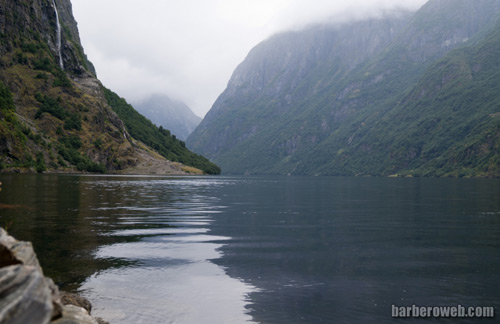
[78,176,258,324]
[82,232,256,324]
[107,228,209,237]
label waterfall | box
[51,0,64,69]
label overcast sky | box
[71,0,427,117]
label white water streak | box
[51,0,64,69]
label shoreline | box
[0,228,109,324]
[0,166,199,176]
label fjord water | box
[0,175,499,323]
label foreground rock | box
[0,264,53,324]
[0,228,105,324]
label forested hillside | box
[104,89,219,174]
[187,0,500,177]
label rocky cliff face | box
[0,0,94,76]
[392,0,500,62]
[0,0,218,174]
[187,0,500,176]
[189,19,398,164]
[198,14,410,137]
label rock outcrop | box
[0,228,104,324]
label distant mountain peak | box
[133,94,201,141]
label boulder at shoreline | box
[0,228,106,324]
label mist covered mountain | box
[187,0,500,177]
[0,0,219,174]
[132,94,201,141]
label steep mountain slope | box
[0,0,219,174]
[340,20,500,177]
[187,0,500,176]
[188,14,411,161]
[132,94,201,141]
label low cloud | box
[72,0,426,116]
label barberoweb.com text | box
[392,304,495,318]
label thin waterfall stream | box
[51,0,64,69]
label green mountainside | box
[187,0,500,177]
[103,89,219,174]
[353,22,500,177]
[0,0,219,174]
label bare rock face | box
[0,228,54,324]
[0,229,42,271]
[0,264,53,324]
[0,228,101,324]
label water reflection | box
[79,176,256,324]
[2,174,499,324]
[84,262,254,324]
[0,174,257,324]
[84,235,255,324]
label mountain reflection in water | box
[0,175,257,324]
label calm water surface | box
[0,174,499,323]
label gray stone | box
[60,291,92,314]
[0,265,53,324]
[95,318,110,324]
[0,228,42,271]
[0,229,104,324]
[0,229,54,324]
[47,278,64,320]
[52,305,98,324]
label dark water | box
[0,174,499,323]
